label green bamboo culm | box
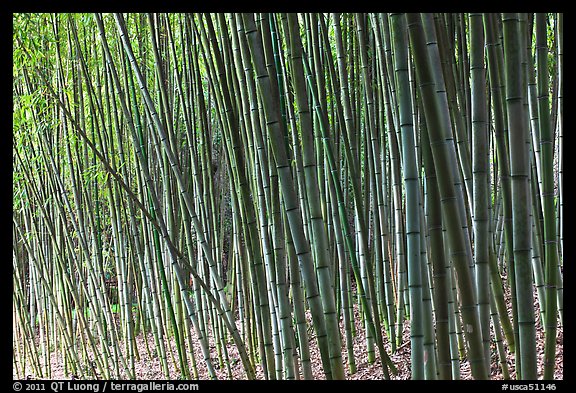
[502,12,537,380]
[469,12,492,372]
[406,12,488,380]
[536,12,559,380]
[241,12,340,380]
[389,13,424,380]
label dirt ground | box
[13,288,563,380]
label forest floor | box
[14,285,563,380]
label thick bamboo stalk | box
[406,12,488,380]
[502,12,537,379]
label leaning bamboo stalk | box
[502,12,537,379]
[285,13,345,380]
[196,13,276,378]
[241,12,336,380]
[114,13,256,379]
[421,112,451,380]
[406,12,488,380]
[484,13,521,374]
[302,45,397,379]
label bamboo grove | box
[13,13,563,380]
